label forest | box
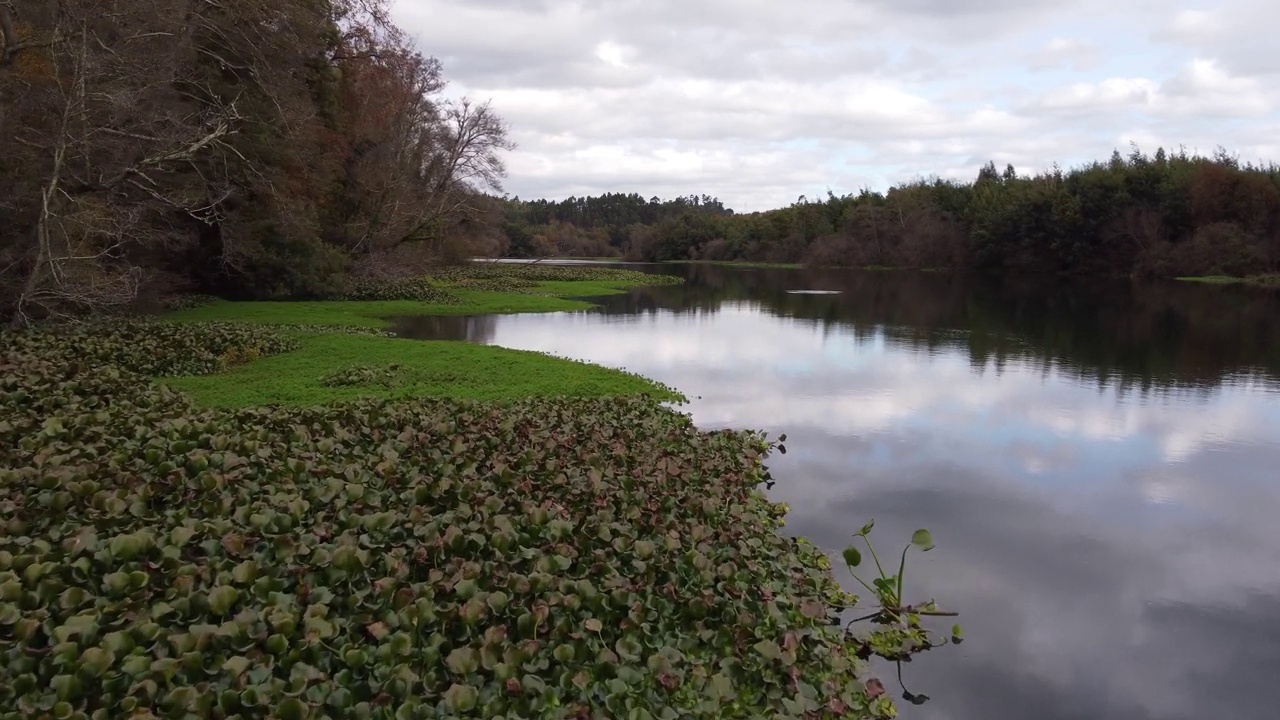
[5,0,1277,330]
[0,0,512,326]
[497,148,1280,281]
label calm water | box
[397,263,1280,720]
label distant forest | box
[495,148,1280,280]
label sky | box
[391,0,1280,212]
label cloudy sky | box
[392,0,1280,211]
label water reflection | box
[393,265,1280,720]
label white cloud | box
[392,0,1280,210]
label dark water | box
[396,263,1280,720]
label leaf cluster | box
[0,322,933,719]
[319,364,408,389]
[343,279,462,304]
[1,319,299,378]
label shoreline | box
[1176,274,1280,289]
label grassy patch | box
[164,291,598,328]
[165,265,682,328]
[163,332,682,407]
[1176,274,1280,288]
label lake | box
[396,262,1280,720]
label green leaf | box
[232,560,258,585]
[207,585,239,615]
[277,697,310,720]
[858,520,875,536]
[78,647,113,677]
[709,672,733,699]
[753,640,781,660]
[521,674,547,696]
[446,647,479,675]
[842,546,862,568]
[911,529,935,551]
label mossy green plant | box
[164,332,684,407]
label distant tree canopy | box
[0,0,513,324]
[496,147,1280,280]
[494,194,734,259]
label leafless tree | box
[2,0,517,316]
[1,0,254,325]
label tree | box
[0,0,517,318]
[1,0,253,323]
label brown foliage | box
[0,0,514,320]
[1137,222,1269,278]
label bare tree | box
[1,0,255,325]
[1,0,518,315]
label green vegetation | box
[1,320,954,718]
[168,264,682,329]
[498,149,1280,281]
[165,333,682,408]
[166,294,597,329]
[1177,274,1280,288]
[667,260,805,270]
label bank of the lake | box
[0,265,933,719]
[1177,273,1280,288]
[160,266,688,406]
[660,259,952,273]
[165,332,683,407]
[167,264,682,329]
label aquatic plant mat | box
[164,263,684,330]
[0,320,930,718]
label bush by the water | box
[0,322,943,718]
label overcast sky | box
[392,0,1279,211]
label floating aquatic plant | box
[0,320,953,718]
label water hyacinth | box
[343,278,463,304]
[0,320,943,718]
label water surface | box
[397,263,1280,720]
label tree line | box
[496,193,733,258]
[496,147,1280,280]
[0,0,512,325]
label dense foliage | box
[497,195,733,258]
[0,321,951,718]
[499,148,1280,280]
[1,0,512,324]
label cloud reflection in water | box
[394,277,1280,720]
